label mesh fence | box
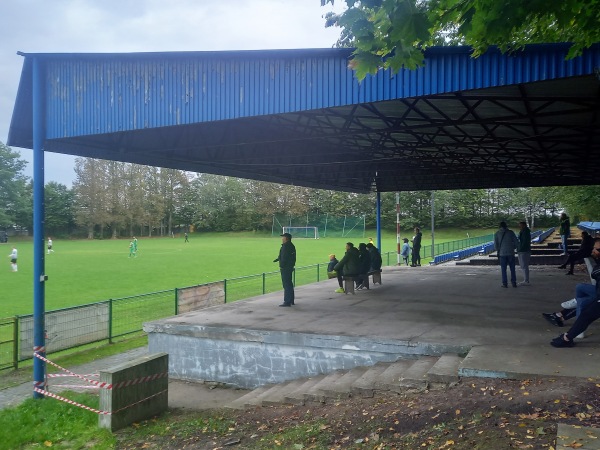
[273,214,366,238]
[110,290,176,339]
[0,318,16,370]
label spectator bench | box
[342,270,382,294]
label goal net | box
[282,226,320,239]
[272,214,365,238]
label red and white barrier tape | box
[47,373,99,378]
[33,387,169,416]
[33,351,167,390]
[33,387,108,415]
[50,384,100,390]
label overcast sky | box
[1,0,345,186]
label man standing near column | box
[517,221,531,285]
[274,232,296,307]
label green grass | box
[1,228,494,318]
[0,392,115,450]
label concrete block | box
[372,272,382,284]
[98,353,168,432]
[343,277,355,294]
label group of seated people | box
[327,241,382,293]
[543,236,600,347]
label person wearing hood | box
[356,243,372,290]
[334,242,360,283]
[494,221,519,288]
[400,238,410,266]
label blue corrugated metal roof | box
[7,43,600,193]
[9,43,600,147]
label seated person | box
[544,237,600,329]
[356,243,371,290]
[327,254,344,293]
[366,242,382,272]
[558,231,594,275]
[550,240,600,347]
[334,243,360,291]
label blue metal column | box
[376,192,382,251]
[32,57,46,399]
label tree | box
[73,158,109,239]
[0,142,30,229]
[322,0,600,79]
[45,182,75,236]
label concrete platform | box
[144,263,600,388]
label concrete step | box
[225,354,464,410]
[243,384,282,407]
[374,359,415,390]
[304,372,345,403]
[320,366,369,400]
[283,375,326,405]
[427,354,464,384]
[387,356,438,393]
[226,384,274,410]
[261,379,306,406]
[351,363,391,398]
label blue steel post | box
[32,57,46,399]
[376,192,382,251]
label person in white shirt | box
[47,238,54,254]
[9,247,17,272]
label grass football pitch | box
[1,229,492,318]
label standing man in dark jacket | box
[559,212,571,255]
[274,232,296,307]
[411,227,422,267]
[517,221,531,286]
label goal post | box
[282,226,320,239]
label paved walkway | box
[0,348,149,410]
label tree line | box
[1,141,598,238]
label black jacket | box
[369,247,382,271]
[358,247,371,274]
[275,241,296,270]
[334,247,360,276]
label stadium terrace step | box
[225,354,465,410]
[283,375,327,405]
[386,356,438,393]
[304,371,345,403]
[261,379,307,407]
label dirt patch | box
[117,376,600,449]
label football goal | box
[282,226,320,239]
